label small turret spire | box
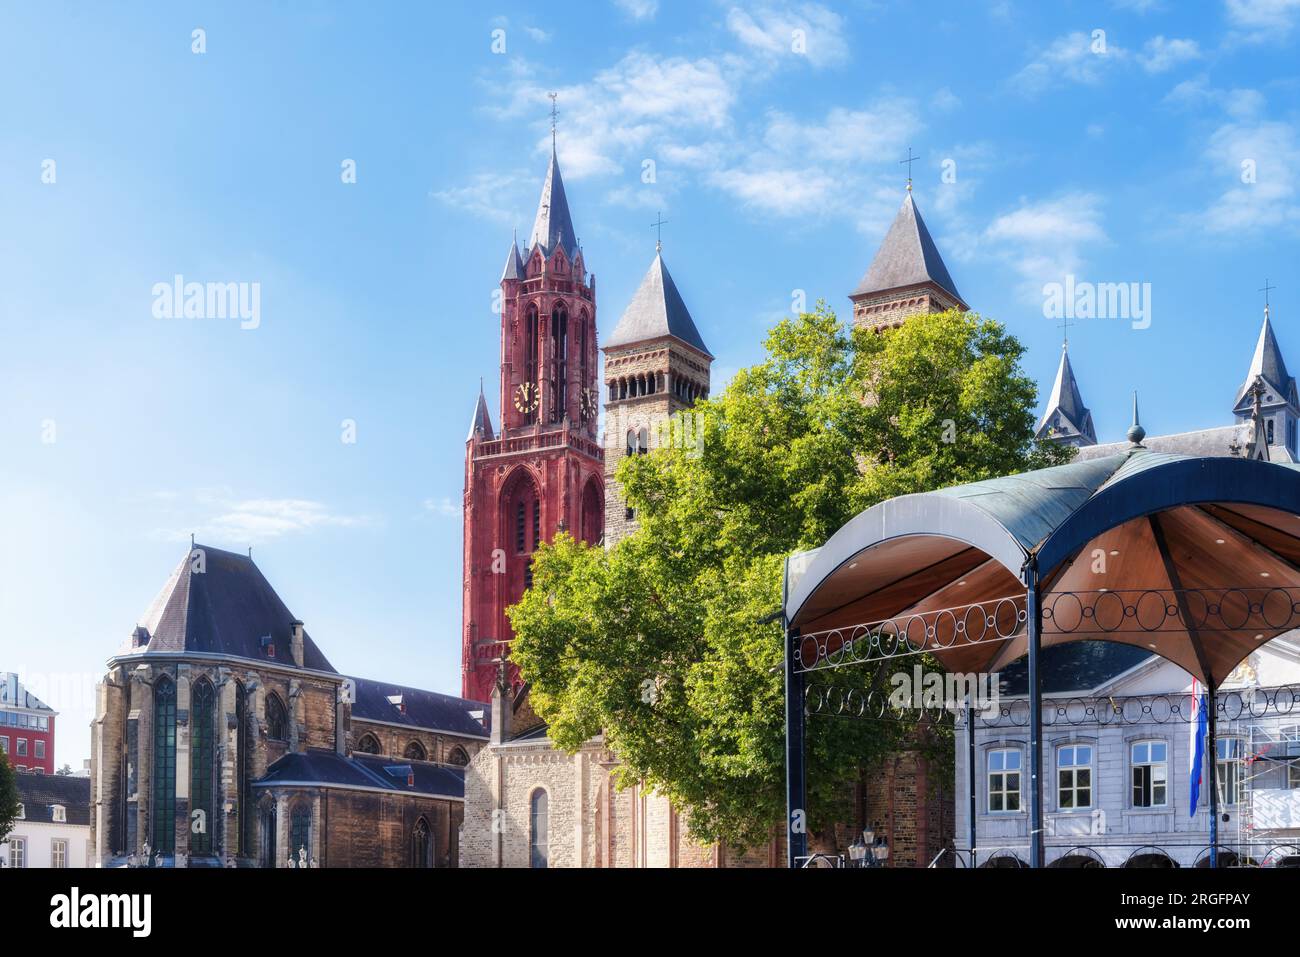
[1127,391,1146,447]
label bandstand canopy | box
[784,448,1300,688]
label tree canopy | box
[510,305,1070,848]
[0,758,20,843]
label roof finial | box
[1127,390,1146,447]
[548,91,558,154]
[651,211,668,253]
[1260,279,1277,321]
[900,146,918,192]
[1058,313,1073,351]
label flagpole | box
[1207,686,1219,868]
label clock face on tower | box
[579,387,597,422]
[513,381,539,415]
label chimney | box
[290,620,305,668]
[489,671,510,746]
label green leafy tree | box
[510,306,1070,848]
[0,757,20,843]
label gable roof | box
[1037,345,1096,444]
[121,545,336,672]
[254,749,465,799]
[851,191,964,305]
[604,251,711,357]
[527,150,579,259]
[349,676,488,739]
[14,772,91,826]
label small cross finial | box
[900,146,919,191]
[651,211,668,252]
[1260,279,1277,319]
[548,92,558,152]
[1058,314,1074,349]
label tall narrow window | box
[1217,737,1244,806]
[524,306,539,425]
[189,678,216,855]
[152,676,177,853]
[532,497,541,550]
[236,682,253,856]
[529,789,549,868]
[1132,740,1168,807]
[411,817,432,868]
[516,500,527,553]
[988,748,1021,812]
[265,693,287,742]
[1057,744,1092,809]
[552,305,568,421]
[289,805,311,863]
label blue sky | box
[2,0,1298,769]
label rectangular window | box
[1289,762,1300,790]
[1057,744,1093,809]
[1132,741,1168,807]
[1217,738,1244,806]
[988,748,1021,812]
[15,738,26,757]
[34,740,45,759]
[0,736,7,753]
[8,838,25,869]
[51,839,67,869]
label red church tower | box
[461,142,605,702]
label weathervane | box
[548,91,558,152]
[900,146,919,192]
[651,211,668,252]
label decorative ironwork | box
[1042,585,1300,635]
[964,684,1300,730]
[794,595,1026,673]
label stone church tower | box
[461,146,605,703]
[849,187,966,331]
[601,247,712,544]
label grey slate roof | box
[604,251,712,357]
[501,239,525,281]
[1036,345,1096,444]
[851,191,964,305]
[14,772,91,826]
[254,749,465,799]
[349,676,488,739]
[123,545,336,672]
[1235,310,1297,409]
[527,150,579,259]
[998,641,1153,696]
[467,387,494,441]
[1075,424,1254,462]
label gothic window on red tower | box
[532,496,541,549]
[552,304,568,422]
[524,306,540,425]
[580,479,601,546]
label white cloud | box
[1010,31,1127,95]
[708,166,840,217]
[150,489,375,545]
[613,0,659,19]
[1197,118,1300,233]
[1224,0,1300,40]
[725,1,850,67]
[523,26,551,43]
[1138,35,1200,73]
[423,497,461,518]
[931,87,961,112]
[983,193,1109,298]
[430,171,530,223]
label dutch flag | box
[1189,678,1209,817]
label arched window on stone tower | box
[446,746,470,767]
[265,692,288,742]
[189,677,216,856]
[152,675,177,854]
[411,817,433,868]
[529,788,549,869]
[404,740,427,761]
[356,732,381,754]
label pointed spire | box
[1036,342,1096,446]
[605,251,711,358]
[501,233,524,282]
[467,379,494,441]
[527,100,579,259]
[851,191,965,307]
[1236,302,1294,409]
[1127,391,1146,447]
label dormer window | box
[15,803,24,819]
[51,804,66,823]
[387,694,406,715]
[260,635,276,659]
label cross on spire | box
[1260,279,1277,318]
[548,91,558,153]
[1058,314,1074,349]
[651,211,668,252]
[900,146,919,192]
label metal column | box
[1207,687,1219,868]
[785,626,807,868]
[967,697,977,869]
[1025,563,1044,868]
